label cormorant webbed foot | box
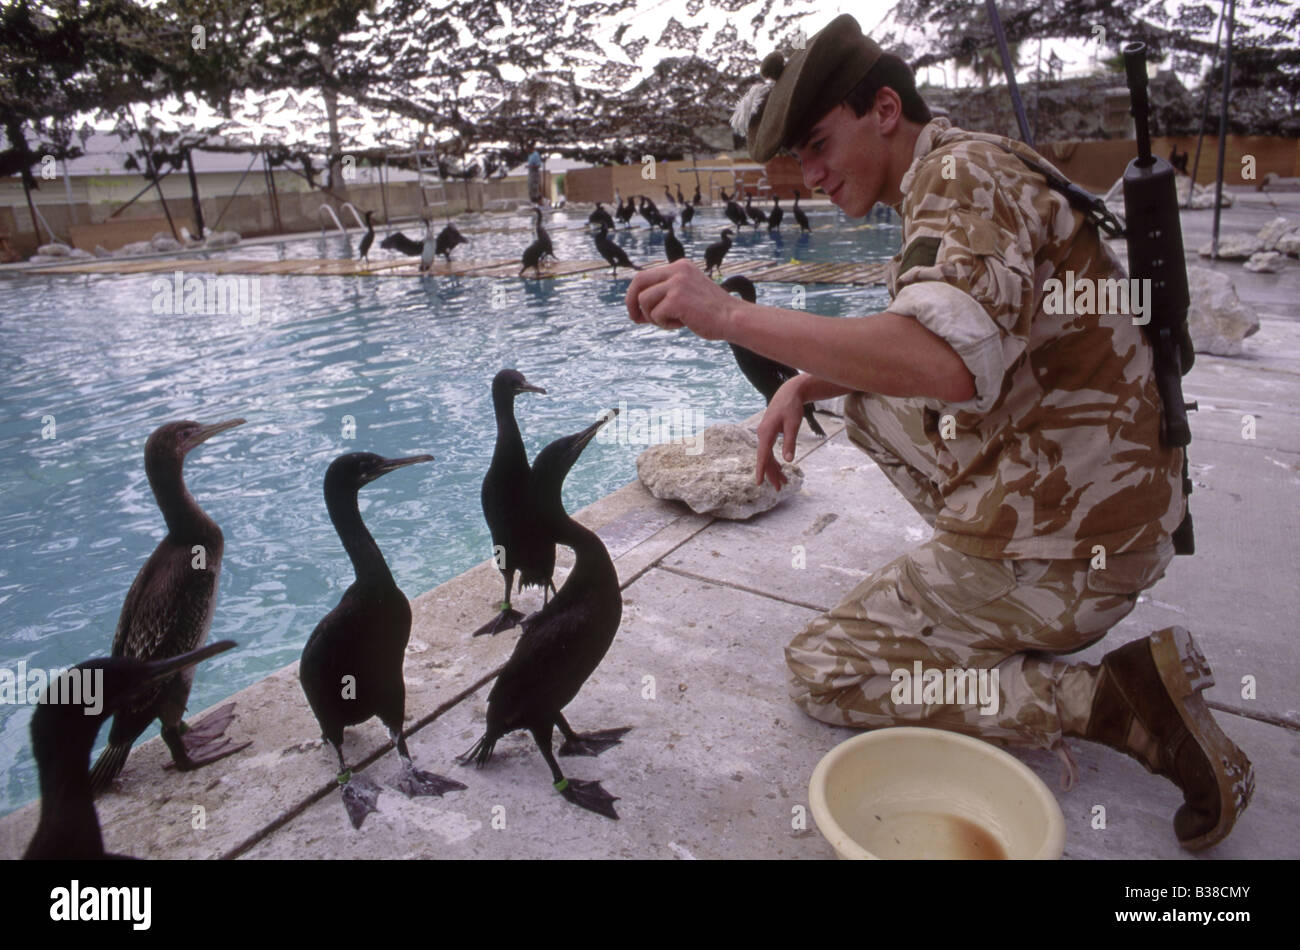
[162,703,251,770]
[557,778,620,820]
[393,766,468,798]
[472,606,525,637]
[559,727,633,757]
[339,771,382,829]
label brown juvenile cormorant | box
[720,189,747,230]
[460,411,630,820]
[299,452,467,829]
[89,419,250,795]
[476,369,548,637]
[594,223,640,276]
[704,228,734,277]
[380,231,423,256]
[768,196,783,232]
[435,223,467,262]
[792,189,811,232]
[26,641,237,859]
[358,210,375,263]
[720,276,826,437]
[744,191,768,228]
[663,220,686,263]
[419,221,436,272]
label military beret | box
[734,14,884,163]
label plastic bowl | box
[808,727,1065,860]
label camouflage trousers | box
[786,393,1175,786]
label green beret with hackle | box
[733,14,884,163]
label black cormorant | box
[380,231,424,256]
[299,452,467,829]
[721,189,747,230]
[614,189,634,228]
[793,189,811,232]
[680,202,695,228]
[435,223,467,262]
[26,641,238,859]
[704,228,734,277]
[594,224,640,276]
[358,211,375,263]
[692,184,702,206]
[89,419,250,794]
[663,185,676,207]
[520,239,547,277]
[721,276,826,437]
[589,203,615,232]
[533,207,555,261]
[460,411,629,820]
[663,220,685,263]
[477,369,549,637]
[638,195,665,230]
[744,192,768,228]
[768,197,783,232]
[676,183,686,206]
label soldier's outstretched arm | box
[626,259,975,404]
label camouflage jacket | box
[860,117,1184,559]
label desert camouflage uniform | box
[787,119,1184,782]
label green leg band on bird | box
[337,769,352,785]
[553,778,569,792]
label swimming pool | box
[0,205,899,816]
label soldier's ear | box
[876,86,903,136]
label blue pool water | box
[0,205,899,816]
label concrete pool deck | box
[1,187,1297,860]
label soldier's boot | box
[1081,626,1254,851]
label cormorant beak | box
[367,454,434,483]
[579,407,619,448]
[128,640,238,700]
[186,418,245,451]
[515,382,547,396]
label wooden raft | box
[23,256,889,286]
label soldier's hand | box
[755,377,807,488]
[626,259,734,340]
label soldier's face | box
[791,99,895,218]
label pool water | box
[0,205,898,816]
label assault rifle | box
[1122,41,1197,554]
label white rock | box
[26,254,64,264]
[635,423,803,520]
[1197,233,1262,259]
[1256,217,1294,251]
[117,240,154,256]
[1187,266,1260,356]
[66,247,93,259]
[35,243,72,257]
[1244,251,1284,273]
[150,234,182,252]
[1176,178,1234,208]
[1277,231,1300,257]
[93,245,112,258]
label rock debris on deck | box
[1,190,1297,859]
